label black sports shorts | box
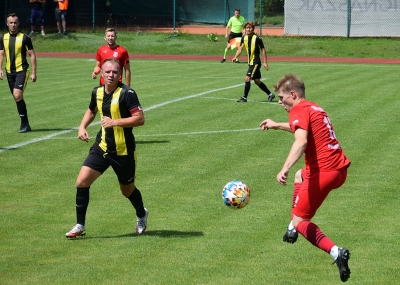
[246,63,262,80]
[83,144,136,185]
[228,32,242,42]
[6,71,29,94]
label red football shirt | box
[95,44,130,85]
[289,100,350,171]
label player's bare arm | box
[124,63,131,87]
[27,49,37,82]
[0,50,4,80]
[262,48,269,71]
[101,110,144,129]
[260,119,291,132]
[92,61,101,79]
[78,109,97,142]
[277,128,308,185]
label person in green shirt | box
[220,8,245,63]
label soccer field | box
[1,57,399,284]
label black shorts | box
[228,32,242,42]
[6,71,29,94]
[83,144,137,185]
[246,63,262,80]
[55,7,67,20]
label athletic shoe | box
[58,30,62,34]
[136,208,148,234]
[220,58,226,63]
[65,224,86,238]
[268,93,275,102]
[235,60,240,64]
[334,247,351,282]
[282,228,298,244]
[19,124,31,133]
[237,97,247,102]
[63,31,67,35]
[28,31,34,37]
[41,31,46,36]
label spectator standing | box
[54,0,68,35]
[29,0,46,37]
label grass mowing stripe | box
[0,83,244,154]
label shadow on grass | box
[68,230,204,240]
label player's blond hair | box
[274,74,306,97]
[105,27,117,36]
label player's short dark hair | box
[234,8,240,13]
[7,13,17,18]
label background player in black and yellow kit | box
[66,58,148,238]
[0,13,37,133]
[232,21,275,103]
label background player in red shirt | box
[92,28,131,87]
[259,74,351,282]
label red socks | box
[296,220,335,253]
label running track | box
[36,52,400,65]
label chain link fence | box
[2,0,398,37]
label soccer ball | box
[222,180,250,209]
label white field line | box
[0,83,244,153]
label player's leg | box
[283,169,302,243]
[253,66,275,102]
[237,66,254,102]
[112,151,148,234]
[66,147,106,238]
[292,168,351,282]
[29,9,37,36]
[55,8,62,33]
[10,71,31,132]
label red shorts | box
[292,167,348,220]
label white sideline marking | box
[0,83,243,153]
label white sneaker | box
[28,31,34,37]
[136,208,148,234]
[41,31,46,36]
[66,224,86,238]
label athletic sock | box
[127,187,145,218]
[330,245,339,260]
[257,81,272,95]
[244,81,251,97]
[16,100,29,125]
[223,48,228,59]
[76,187,90,225]
[296,220,335,254]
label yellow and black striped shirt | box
[241,34,265,65]
[89,82,142,156]
[0,31,34,73]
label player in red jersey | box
[259,74,351,282]
[92,28,131,86]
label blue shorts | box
[31,9,44,26]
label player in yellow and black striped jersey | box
[0,13,37,133]
[65,58,149,238]
[232,21,275,103]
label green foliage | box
[207,33,218,42]
[0,57,400,284]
